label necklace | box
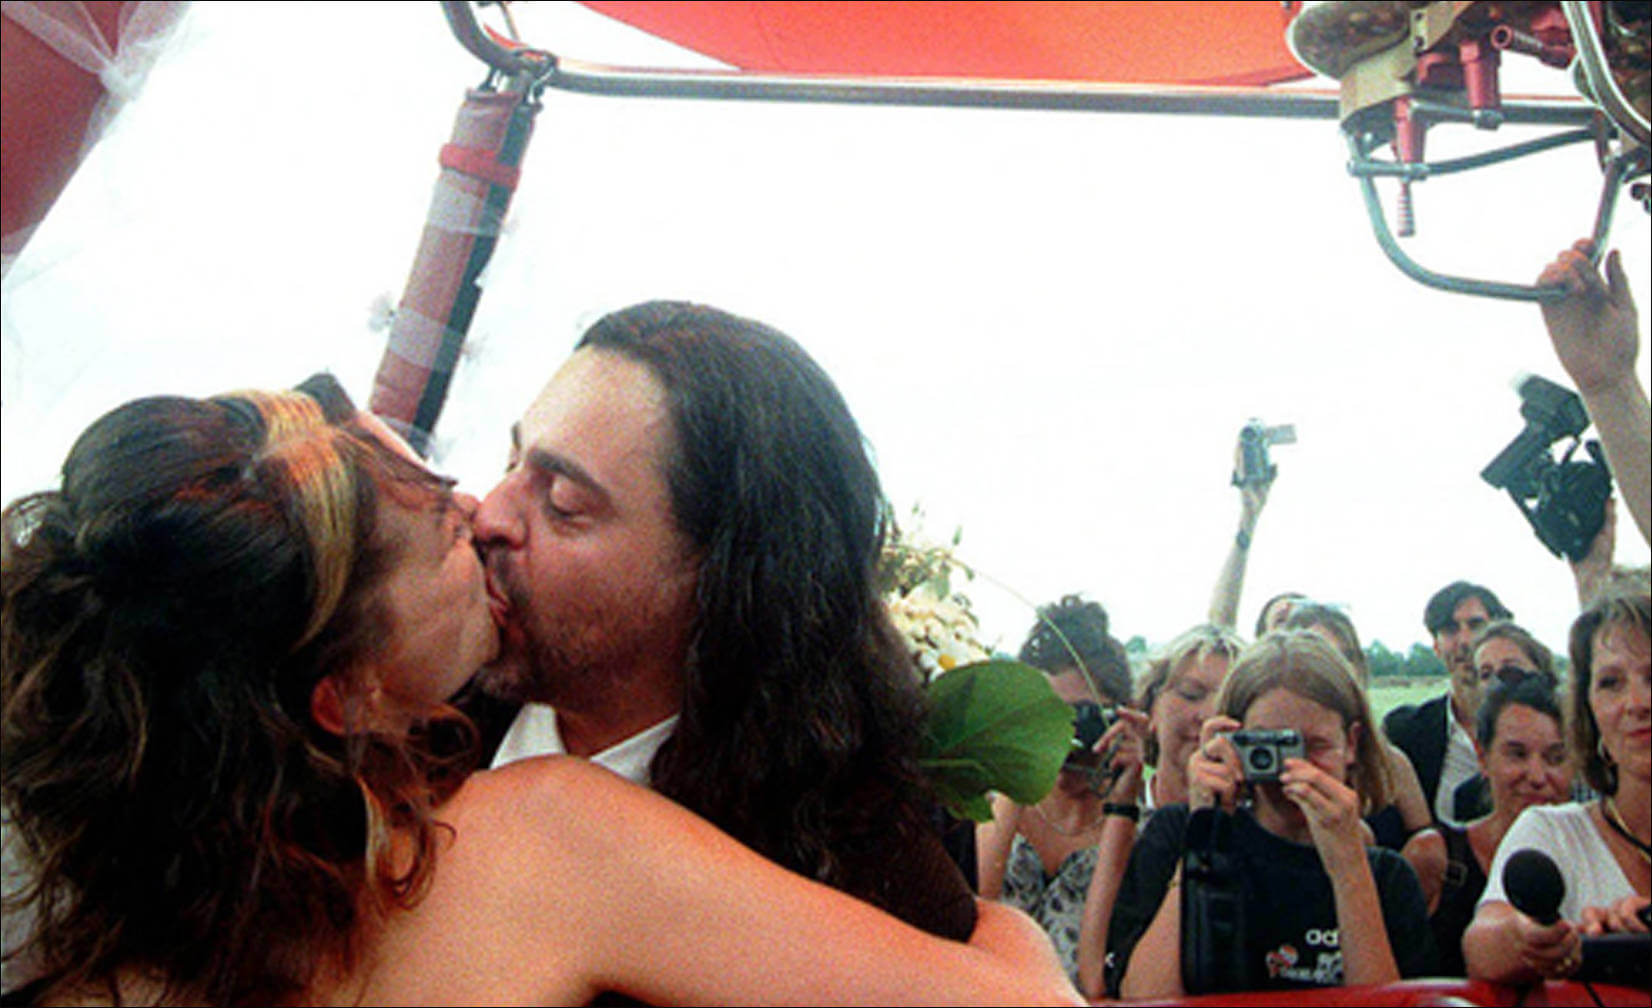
[1028,799,1107,838]
[1601,795,1652,863]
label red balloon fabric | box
[578,1,1315,86]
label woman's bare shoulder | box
[438,755,649,863]
[347,757,644,1004]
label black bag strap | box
[1180,807,1251,994]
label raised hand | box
[1538,241,1640,396]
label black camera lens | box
[1247,748,1275,773]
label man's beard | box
[476,622,618,710]
[476,552,693,715]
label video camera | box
[1480,375,1613,562]
[1232,420,1296,487]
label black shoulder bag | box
[1180,806,1251,994]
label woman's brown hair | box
[2,375,474,1004]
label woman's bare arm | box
[974,793,1022,899]
[436,757,1084,1006]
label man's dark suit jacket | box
[1382,692,1489,825]
[1384,694,1451,817]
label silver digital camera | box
[1225,729,1304,782]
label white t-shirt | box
[1478,802,1636,922]
[490,702,678,787]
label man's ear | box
[310,675,349,736]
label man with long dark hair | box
[473,301,977,939]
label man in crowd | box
[1382,581,1513,825]
[471,300,979,939]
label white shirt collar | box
[490,702,679,787]
[1434,694,1479,826]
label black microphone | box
[1503,847,1652,989]
[1504,848,1565,925]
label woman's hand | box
[1189,716,1242,812]
[1579,894,1651,936]
[1278,757,1365,869]
[1514,911,1584,980]
[1095,707,1148,804]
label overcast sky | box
[4,2,1649,657]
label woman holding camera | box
[976,596,1138,983]
[1104,632,1433,998]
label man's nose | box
[473,479,522,546]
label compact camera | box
[1480,374,1613,562]
[1225,729,1304,782]
[1067,701,1116,766]
[1233,420,1296,487]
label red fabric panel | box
[578,1,1313,86]
[0,2,123,239]
[1109,978,1646,1007]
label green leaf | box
[919,659,1072,822]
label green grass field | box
[1368,679,1450,723]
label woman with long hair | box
[0,376,1077,1006]
[1463,589,1651,983]
[1282,603,1444,897]
[1105,631,1433,997]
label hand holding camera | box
[1067,702,1148,803]
[1189,716,1244,813]
[1232,420,1296,490]
[1094,706,1149,804]
[1277,747,1367,870]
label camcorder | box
[1225,729,1304,782]
[1480,374,1613,562]
[1232,419,1296,487]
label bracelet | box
[1102,802,1142,821]
[1235,528,1252,551]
